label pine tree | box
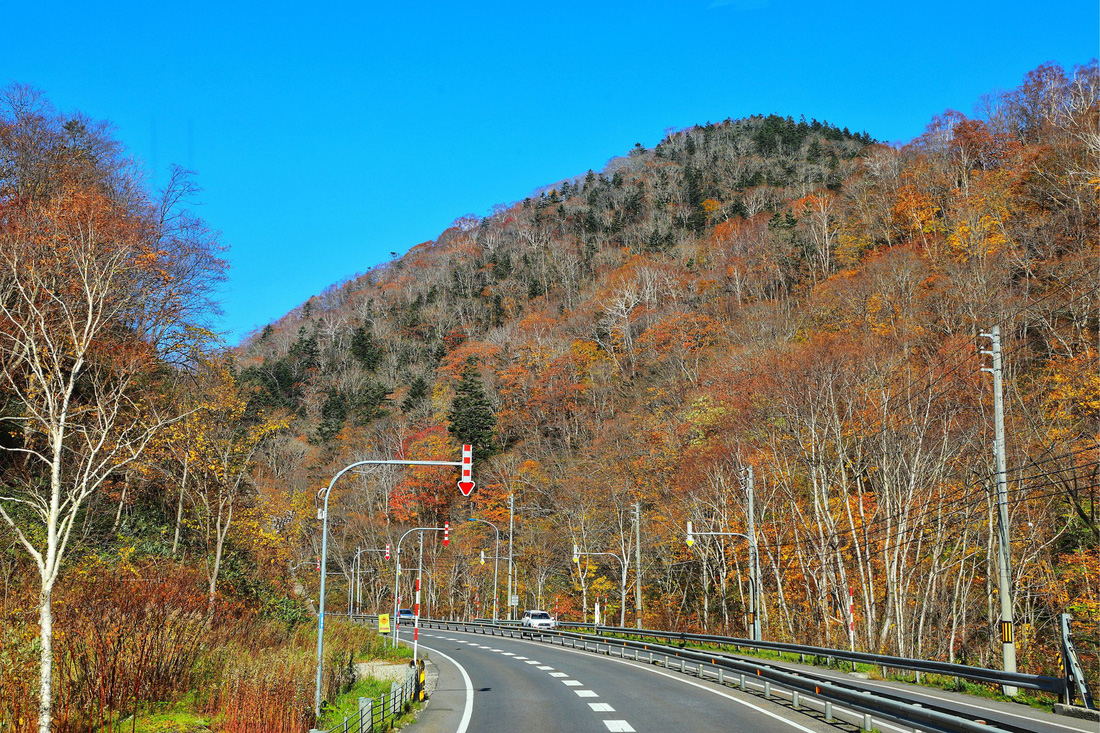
[447,366,496,462]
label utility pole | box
[744,466,762,642]
[981,325,1017,695]
[507,492,514,621]
[633,503,643,629]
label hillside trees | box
[0,86,226,732]
[233,62,1096,690]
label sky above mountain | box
[5,0,1096,342]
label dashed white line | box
[549,672,568,678]
[537,665,554,670]
[589,703,615,712]
[575,690,599,698]
[525,660,541,665]
[603,722,634,732]
[563,680,582,686]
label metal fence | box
[420,618,1059,733]
[312,663,419,733]
[558,621,1067,696]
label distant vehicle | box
[520,609,556,629]
[398,608,415,624]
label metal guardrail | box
[557,621,1066,696]
[420,618,1036,733]
[312,662,420,733]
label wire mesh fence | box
[314,663,420,733]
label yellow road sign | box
[378,613,391,634]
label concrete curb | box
[1053,703,1099,722]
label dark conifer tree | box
[447,365,496,461]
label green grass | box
[321,677,401,728]
[116,699,212,733]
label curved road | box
[406,628,832,733]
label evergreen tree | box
[317,387,347,442]
[350,326,384,371]
[401,376,429,413]
[447,366,496,462]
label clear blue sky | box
[6,1,1096,342]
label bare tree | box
[0,86,224,733]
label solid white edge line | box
[417,643,474,733]
[441,629,820,733]
[840,678,1092,732]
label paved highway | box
[403,627,1098,733]
[407,628,836,733]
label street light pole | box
[349,547,387,617]
[467,517,500,621]
[507,493,514,620]
[573,545,628,627]
[633,503,643,629]
[314,454,470,718]
[390,525,446,652]
[685,523,761,641]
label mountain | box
[238,62,1097,676]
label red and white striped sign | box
[458,444,475,496]
[414,578,420,641]
[443,521,450,547]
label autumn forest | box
[1,62,1097,731]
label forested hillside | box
[1,61,1096,731]
[237,62,1097,680]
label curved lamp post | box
[685,522,761,641]
[572,545,628,627]
[467,517,500,621]
[314,451,470,718]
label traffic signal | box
[686,521,694,547]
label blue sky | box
[6,1,1096,342]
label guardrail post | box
[718,669,724,685]
[764,681,771,699]
[792,691,800,709]
[824,701,833,722]
[862,713,872,731]
[739,673,746,690]
[358,697,370,733]
[679,658,685,673]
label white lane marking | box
[589,703,615,712]
[537,665,554,670]
[490,648,503,652]
[501,652,515,656]
[478,631,820,733]
[549,672,568,678]
[417,643,473,733]
[514,656,528,660]
[604,722,634,732]
[525,660,541,665]
[563,680,583,686]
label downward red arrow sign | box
[458,481,475,496]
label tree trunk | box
[172,454,189,557]
[37,585,54,733]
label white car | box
[520,609,556,629]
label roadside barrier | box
[311,660,420,733]
[419,618,1045,733]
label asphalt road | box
[406,628,837,733]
